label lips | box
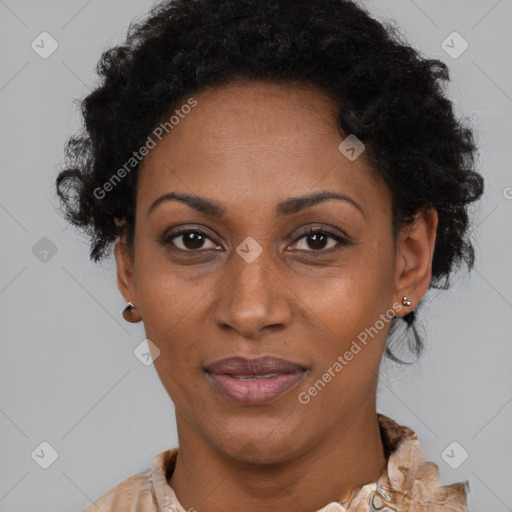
[206,356,305,375]
[205,356,306,406]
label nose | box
[213,243,293,338]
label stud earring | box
[122,301,140,322]
[401,296,412,307]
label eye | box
[158,226,349,254]
[159,229,221,251]
[290,228,348,252]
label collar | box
[150,414,469,512]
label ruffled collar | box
[150,414,469,511]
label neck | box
[168,406,387,512]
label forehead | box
[136,80,389,221]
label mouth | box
[204,356,307,406]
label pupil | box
[181,232,328,250]
[184,233,204,249]
[309,233,327,249]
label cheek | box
[133,267,210,397]
[296,277,392,419]
[133,237,208,338]
[305,279,390,388]
[294,240,395,387]
[300,243,394,340]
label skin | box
[114,80,438,512]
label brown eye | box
[291,228,348,252]
[159,229,221,251]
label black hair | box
[56,0,484,363]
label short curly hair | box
[56,0,484,363]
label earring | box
[122,301,140,322]
[401,296,412,307]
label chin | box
[207,419,311,465]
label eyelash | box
[158,227,349,254]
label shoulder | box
[376,414,470,512]
[82,447,179,512]
[81,468,156,512]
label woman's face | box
[115,80,436,463]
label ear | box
[113,224,136,305]
[393,207,438,316]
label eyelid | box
[159,224,350,253]
[289,226,349,251]
[157,226,222,249]
[293,224,349,241]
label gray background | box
[1,0,511,511]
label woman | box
[56,0,484,510]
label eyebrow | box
[146,190,365,219]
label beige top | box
[81,414,469,512]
